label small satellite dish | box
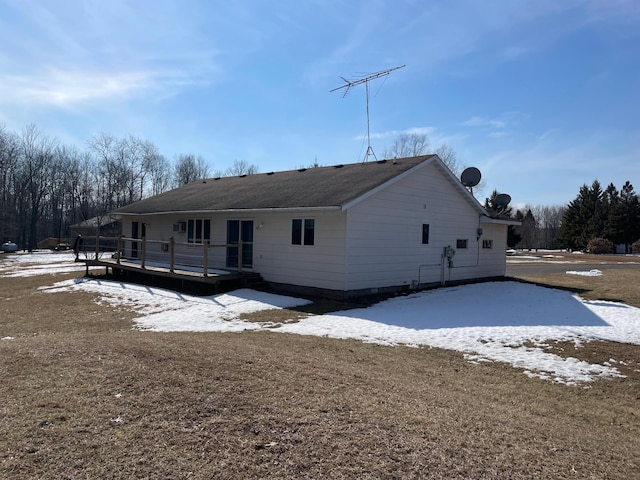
[461,167,481,188]
[495,193,512,208]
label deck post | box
[237,240,243,273]
[169,237,175,273]
[117,235,122,264]
[203,240,209,277]
[141,237,146,269]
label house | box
[72,215,122,238]
[110,155,516,298]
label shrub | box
[586,237,614,254]
[632,239,640,254]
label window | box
[292,218,315,245]
[456,239,468,249]
[187,219,211,244]
[482,239,493,249]
[422,224,430,244]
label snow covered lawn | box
[39,276,640,386]
[0,250,94,277]
[4,251,640,386]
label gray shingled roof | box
[114,155,436,215]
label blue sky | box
[1,0,638,206]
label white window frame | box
[292,218,315,246]
[187,218,211,244]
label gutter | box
[115,206,344,216]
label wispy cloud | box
[356,126,436,141]
[0,0,226,110]
[0,69,150,108]
[488,131,510,139]
[501,46,530,61]
[463,117,507,129]
[463,111,529,139]
[0,66,214,110]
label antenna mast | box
[331,65,405,162]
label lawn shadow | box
[307,281,611,330]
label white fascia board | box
[480,216,521,226]
[116,206,343,216]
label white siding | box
[345,162,507,290]
[251,211,347,290]
[120,211,347,290]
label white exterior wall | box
[250,210,347,290]
[120,210,348,290]
[344,162,508,291]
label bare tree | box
[143,142,171,196]
[434,143,460,176]
[384,133,463,174]
[225,159,259,176]
[529,204,566,249]
[384,133,430,159]
[0,125,20,242]
[173,154,211,186]
[18,124,56,249]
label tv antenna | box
[331,65,406,162]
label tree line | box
[556,180,640,252]
[486,179,640,252]
[0,123,256,250]
[2,124,637,254]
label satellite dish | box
[495,193,512,208]
[461,167,481,188]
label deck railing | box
[74,235,246,275]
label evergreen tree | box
[602,183,624,245]
[558,180,604,250]
[519,209,537,249]
[619,181,640,251]
[558,179,640,252]
[484,190,521,247]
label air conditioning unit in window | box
[173,222,186,233]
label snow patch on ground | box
[0,250,93,277]
[566,269,603,277]
[41,277,640,386]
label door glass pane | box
[226,220,239,267]
[195,219,203,243]
[187,219,195,243]
[241,220,253,243]
[131,222,139,258]
[241,221,253,268]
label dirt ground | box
[1,265,639,479]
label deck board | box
[78,257,254,286]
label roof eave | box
[480,216,521,226]
[116,206,343,216]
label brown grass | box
[510,251,640,307]
[1,265,640,479]
[514,269,640,308]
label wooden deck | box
[79,257,264,293]
[74,235,263,293]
